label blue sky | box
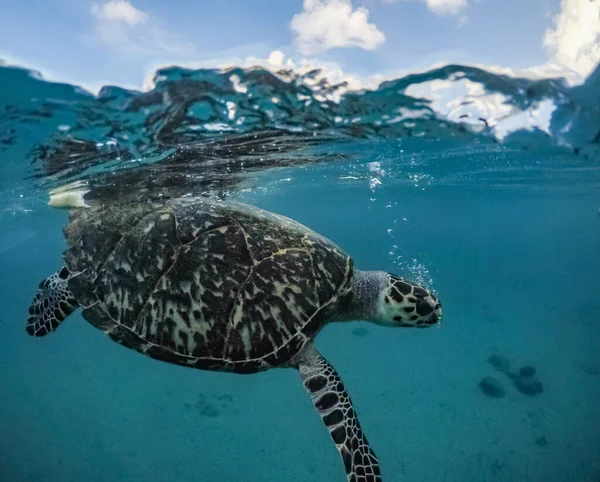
[0,0,597,91]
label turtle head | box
[341,270,442,327]
[375,273,442,327]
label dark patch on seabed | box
[479,376,505,398]
[482,353,544,397]
[183,393,235,417]
[576,360,600,377]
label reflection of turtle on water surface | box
[26,195,443,482]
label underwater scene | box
[1,1,600,481]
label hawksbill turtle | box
[26,194,443,482]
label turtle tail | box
[26,267,79,337]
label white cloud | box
[290,0,385,55]
[425,0,467,16]
[90,1,195,58]
[91,1,148,26]
[543,0,600,77]
[384,0,469,16]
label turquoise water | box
[1,63,600,481]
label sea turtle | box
[26,195,443,482]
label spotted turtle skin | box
[63,197,354,374]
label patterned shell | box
[62,197,354,373]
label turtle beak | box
[422,298,442,325]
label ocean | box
[0,62,599,481]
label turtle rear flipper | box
[27,267,79,337]
[298,345,382,482]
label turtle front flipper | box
[298,345,382,482]
[26,267,79,337]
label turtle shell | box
[62,197,354,373]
